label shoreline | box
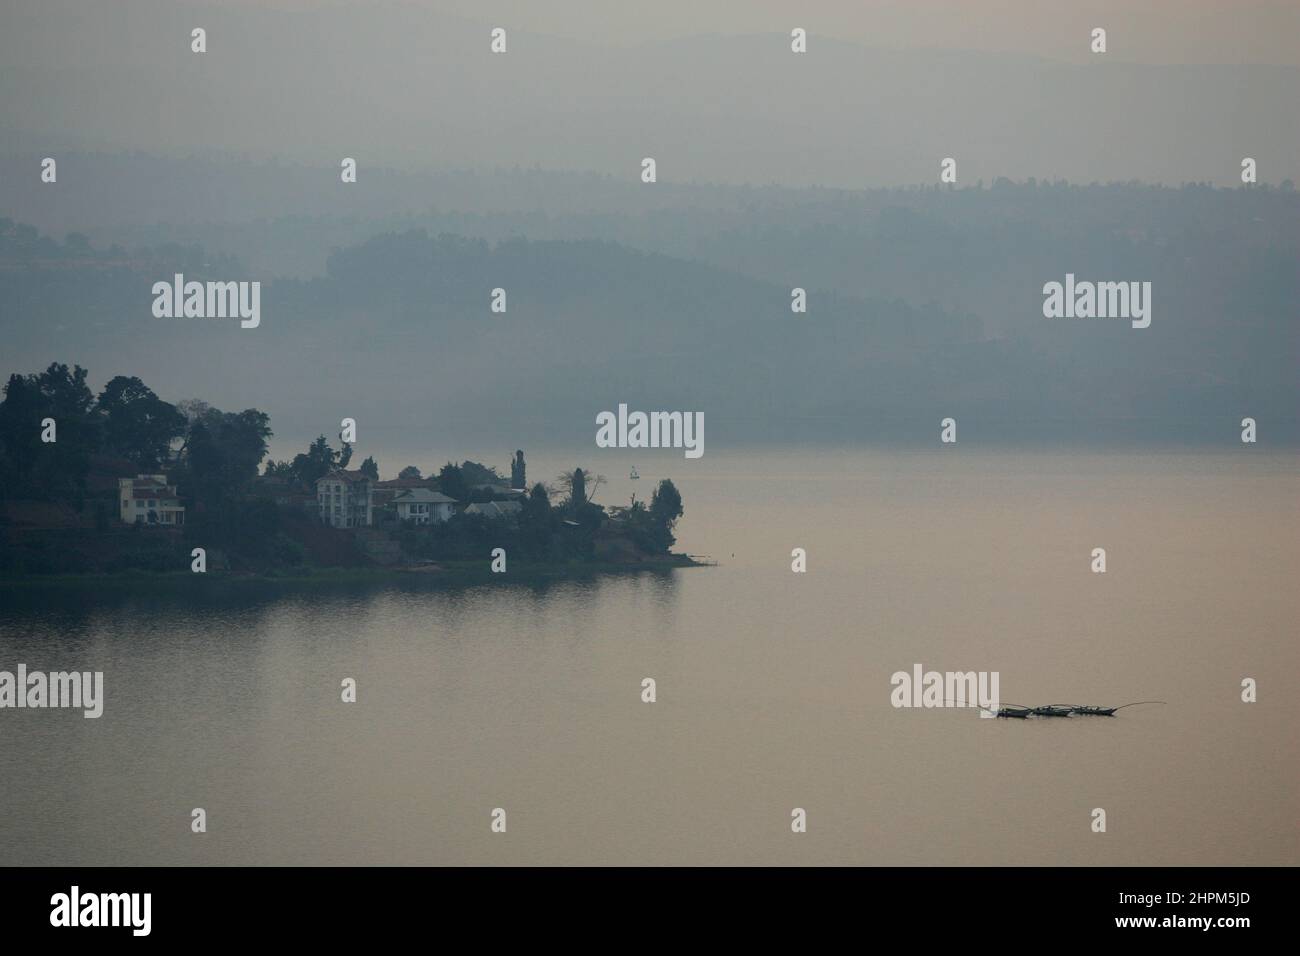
[0,554,706,594]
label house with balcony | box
[118,474,186,526]
[392,489,457,525]
[370,477,437,517]
[316,470,373,528]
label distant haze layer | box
[2,1,1299,186]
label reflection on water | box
[1,450,1296,865]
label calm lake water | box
[1,449,1296,865]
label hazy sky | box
[436,0,1300,66]
[2,0,1298,186]
[196,0,1300,66]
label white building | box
[118,475,186,526]
[316,470,373,528]
[393,489,457,525]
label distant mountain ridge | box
[2,218,1294,448]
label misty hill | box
[4,150,1296,356]
[2,220,1294,450]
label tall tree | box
[520,482,553,556]
[0,363,97,500]
[178,407,273,521]
[97,375,186,470]
[437,462,468,502]
[0,373,43,496]
[556,468,605,507]
[171,406,274,553]
[398,465,422,480]
[289,435,347,486]
[649,479,684,551]
[359,456,379,481]
[526,482,550,511]
[460,460,504,486]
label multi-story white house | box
[392,489,457,525]
[316,470,373,528]
[118,475,186,526]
